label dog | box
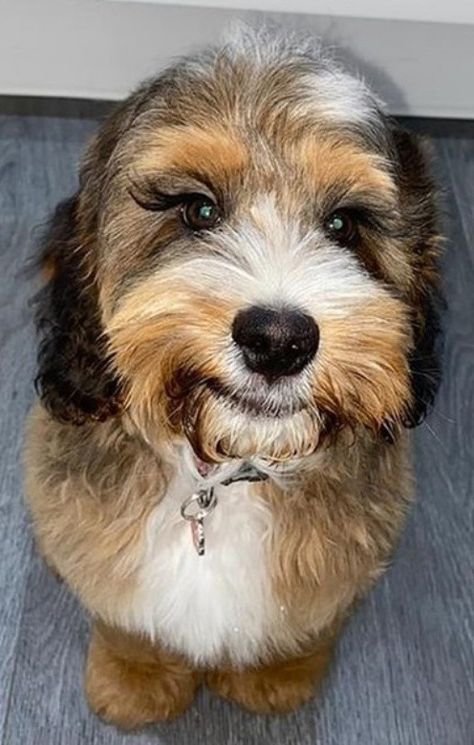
[24,26,441,729]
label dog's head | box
[36,29,442,463]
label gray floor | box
[0,100,472,745]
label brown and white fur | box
[24,27,442,729]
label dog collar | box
[180,461,268,557]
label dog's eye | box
[181,196,221,231]
[325,210,359,246]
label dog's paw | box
[207,665,316,714]
[207,639,335,715]
[85,629,198,729]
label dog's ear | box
[406,286,443,428]
[390,124,443,429]
[35,193,122,425]
[35,92,159,424]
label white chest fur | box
[122,460,280,667]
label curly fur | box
[25,25,442,729]
[35,196,122,423]
[34,126,442,435]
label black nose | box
[232,306,319,380]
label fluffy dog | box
[25,27,441,728]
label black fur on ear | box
[33,87,161,424]
[388,123,444,430]
[404,286,444,428]
[34,195,122,425]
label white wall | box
[0,0,473,118]
[108,0,474,26]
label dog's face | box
[37,32,441,463]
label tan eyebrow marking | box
[290,136,397,212]
[133,125,249,190]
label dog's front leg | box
[85,622,202,729]
[206,626,338,714]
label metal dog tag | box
[180,487,217,556]
[190,517,206,556]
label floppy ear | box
[35,194,122,424]
[390,124,443,428]
[405,288,443,428]
[34,88,160,424]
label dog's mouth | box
[175,368,325,464]
[202,375,308,418]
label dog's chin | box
[183,381,322,464]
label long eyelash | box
[129,181,211,213]
[128,186,184,212]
